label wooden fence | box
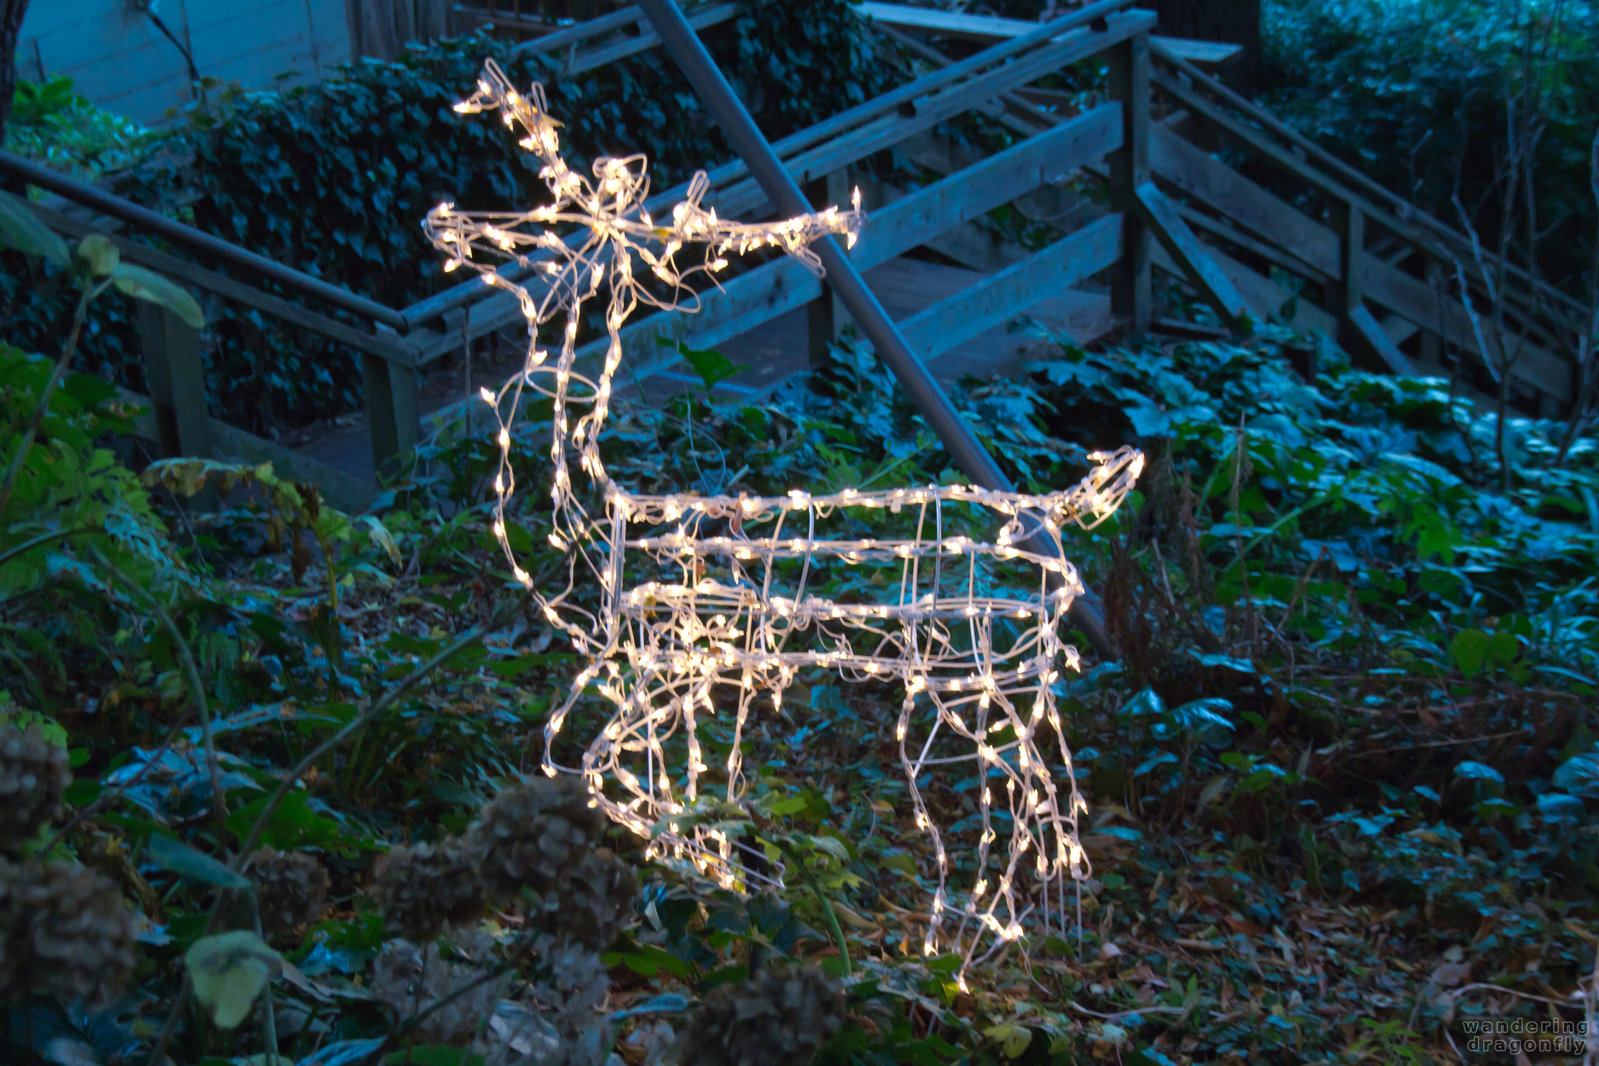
[2,0,1588,514]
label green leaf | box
[1552,750,1599,799]
[1122,688,1167,718]
[601,943,694,979]
[666,337,747,391]
[876,848,918,878]
[76,233,121,278]
[1454,761,1503,785]
[185,931,282,1030]
[226,790,347,852]
[1449,629,1489,678]
[986,1023,1033,1058]
[109,263,206,329]
[1169,697,1236,737]
[805,834,850,862]
[147,833,251,890]
[362,515,402,567]
[0,191,71,268]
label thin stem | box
[146,604,516,1066]
[235,602,517,859]
[89,543,231,852]
[0,284,98,520]
[41,704,197,854]
[0,526,94,571]
[250,896,281,1064]
[777,840,852,977]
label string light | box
[426,59,1143,980]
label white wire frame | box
[424,59,1143,984]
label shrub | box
[3,1,901,437]
[1260,0,1599,290]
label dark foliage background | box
[1260,0,1599,290]
[0,0,899,437]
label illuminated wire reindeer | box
[424,60,1142,981]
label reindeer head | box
[423,60,865,603]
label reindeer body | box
[426,61,1141,978]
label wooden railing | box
[8,0,1573,516]
[862,2,1589,417]
[1144,52,1584,413]
[3,1,1163,511]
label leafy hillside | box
[3,283,1598,1062]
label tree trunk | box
[1149,0,1260,96]
[0,0,30,148]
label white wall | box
[17,0,352,126]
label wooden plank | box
[562,3,739,75]
[1345,303,1413,376]
[858,2,1074,40]
[508,3,644,57]
[867,21,1081,145]
[858,2,1242,66]
[1147,129,1557,390]
[1152,66,1585,337]
[119,385,373,511]
[900,128,1103,231]
[1381,314,1422,347]
[895,212,1123,361]
[1133,181,1252,330]
[1359,251,1569,400]
[1151,238,1337,339]
[138,302,212,460]
[1173,200,1331,283]
[1150,125,1339,276]
[362,352,402,475]
[856,104,1121,263]
[919,217,1033,274]
[1150,37,1243,66]
[413,102,1125,363]
[1108,30,1151,334]
[806,169,851,368]
[1327,199,1363,316]
[1151,317,1230,341]
[730,12,1152,199]
[380,327,421,458]
[1154,47,1588,326]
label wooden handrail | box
[28,201,410,365]
[398,0,1142,329]
[1150,49,1589,327]
[0,150,411,332]
[555,2,739,76]
[507,2,642,56]
[861,2,1242,68]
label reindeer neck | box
[547,324,618,499]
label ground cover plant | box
[4,4,1599,1059]
[2,75,157,186]
[3,186,1599,1063]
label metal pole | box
[634,0,1115,659]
